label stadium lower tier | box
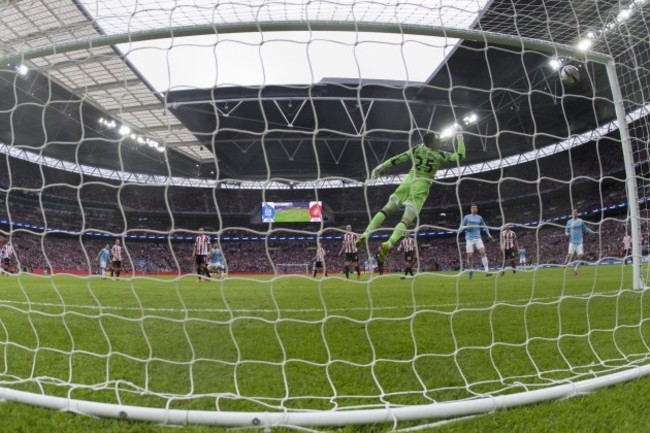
[0,219,637,275]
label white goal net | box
[0,0,649,430]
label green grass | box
[0,265,648,431]
[273,207,310,222]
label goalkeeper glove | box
[371,165,384,179]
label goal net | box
[276,263,310,275]
[0,0,649,429]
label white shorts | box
[100,260,107,269]
[466,238,485,254]
[568,243,584,256]
[207,263,225,271]
[519,258,526,265]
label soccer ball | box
[560,65,580,86]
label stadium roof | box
[0,0,643,184]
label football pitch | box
[0,265,647,416]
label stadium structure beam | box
[108,103,166,115]
[73,78,143,93]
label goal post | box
[0,0,649,430]
[605,61,645,290]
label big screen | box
[261,201,323,223]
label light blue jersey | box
[98,248,110,262]
[208,248,225,266]
[461,214,490,240]
[519,248,526,260]
[565,217,595,244]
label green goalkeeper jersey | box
[380,139,465,182]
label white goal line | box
[0,289,628,315]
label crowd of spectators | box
[2,213,638,275]
[1,138,647,275]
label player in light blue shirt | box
[207,242,226,279]
[460,204,493,278]
[96,244,111,279]
[564,208,595,275]
[518,247,527,269]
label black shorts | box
[404,252,414,262]
[112,260,122,269]
[2,258,9,267]
[314,261,324,269]
[504,248,516,260]
[195,255,207,266]
[345,253,358,263]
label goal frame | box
[1,20,646,428]
[276,263,310,275]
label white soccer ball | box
[560,65,580,86]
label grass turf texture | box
[0,264,647,430]
[271,207,311,222]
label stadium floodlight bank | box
[0,0,649,430]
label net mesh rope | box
[0,0,648,425]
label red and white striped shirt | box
[1,244,13,259]
[501,229,517,249]
[341,232,358,254]
[623,234,632,250]
[398,236,415,252]
[111,244,122,261]
[316,246,326,261]
[194,234,211,256]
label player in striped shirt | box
[356,129,466,263]
[338,225,360,279]
[193,228,211,282]
[397,232,416,278]
[375,246,385,276]
[460,204,493,278]
[499,224,520,277]
[1,241,14,275]
[564,208,595,276]
[312,243,328,278]
[110,239,122,280]
[622,233,632,265]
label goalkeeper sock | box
[364,211,387,236]
[388,222,407,245]
[345,266,350,279]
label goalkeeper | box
[356,128,466,261]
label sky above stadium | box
[77,0,490,92]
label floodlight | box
[440,123,460,139]
[17,64,28,75]
[576,38,593,51]
[118,125,131,135]
[548,58,562,70]
[617,8,632,22]
[463,113,478,125]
